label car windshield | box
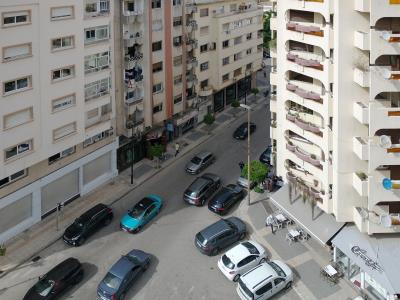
[73,218,85,227]
[238,278,254,299]
[268,261,286,277]
[196,232,206,245]
[224,219,236,230]
[35,278,55,297]
[222,254,235,269]
[103,272,122,290]
[125,255,140,265]
[191,156,202,164]
[128,201,149,218]
[242,242,260,255]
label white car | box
[236,261,293,300]
[218,240,267,282]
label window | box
[222,57,229,66]
[83,128,113,147]
[53,122,76,142]
[50,6,74,21]
[246,48,252,55]
[52,65,74,82]
[234,36,242,45]
[5,140,32,161]
[85,0,110,16]
[174,56,182,66]
[173,0,181,5]
[222,40,229,48]
[246,63,252,70]
[0,169,27,188]
[85,78,111,101]
[173,36,182,47]
[174,94,182,104]
[3,76,31,95]
[256,282,272,295]
[200,8,209,17]
[85,25,109,44]
[2,11,30,27]
[52,94,76,112]
[222,73,229,82]
[246,33,252,40]
[200,26,209,36]
[234,68,242,77]
[200,79,208,88]
[153,103,163,114]
[152,62,163,73]
[3,43,32,62]
[51,36,74,51]
[174,75,182,85]
[84,51,110,74]
[152,41,162,52]
[173,17,182,27]
[200,62,209,71]
[48,147,75,165]
[153,83,163,93]
[3,107,33,130]
[234,53,241,61]
[274,278,285,286]
[200,44,208,53]
[152,0,161,9]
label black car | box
[208,184,245,215]
[233,122,256,140]
[259,146,272,165]
[183,173,221,206]
[23,257,83,300]
[195,217,247,256]
[63,203,113,246]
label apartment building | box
[115,0,263,164]
[0,0,117,242]
[270,0,400,298]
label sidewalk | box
[0,89,268,278]
[239,191,358,300]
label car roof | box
[188,177,210,191]
[241,263,276,291]
[225,243,251,264]
[46,258,81,281]
[200,219,231,240]
[201,173,219,182]
[77,203,108,223]
[135,197,155,209]
[109,256,138,278]
[211,188,233,203]
[195,151,212,159]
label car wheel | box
[211,248,219,256]
[134,226,142,233]
[77,237,85,246]
[260,258,267,264]
[233,274,240,282]
[104,216,112,226]
[285,281,292,290]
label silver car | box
[185,151,215,174]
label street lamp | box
[240,104,251,206]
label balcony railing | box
[379,31,400,43]
[376,66,400,80]
[286,171,324,202]
[286,22,324,37]
[286,142,323,169]
[286,82,323,102]
[287,52,323,70]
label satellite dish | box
[379,135,392,149]
[380,215,392,228]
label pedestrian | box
[174,142,180,157]
[264,71,267,78]
[239,161,244,171]
[266,215,275,234]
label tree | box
[241,160,268,191]
[251,88,259,101]
[263,11,272,49]
[203,113,215,135]
[231,100,240,117]
[148,143,164,168]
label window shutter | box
[4,44,30,59]
[4,108,32,129]
[51,7,73,19]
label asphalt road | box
[0,75,272,300]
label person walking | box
[239,161,245,171]
[266,215,275,234]
[174,142,180,157]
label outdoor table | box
[324,264,337,277]
[275,213,287,223]
[288,229,300,238]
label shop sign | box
[351,246,383,273]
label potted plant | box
[203,113,215,135]
[148,143,164,169]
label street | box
[0,102,277,300]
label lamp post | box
[126,120,135,184]
[240,104,251,205]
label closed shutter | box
[0,194,32,234]
[53,122,76,141]
[41,169,79,215]
[83,152,111,185]
[51,6,73,19]
[4,108,32,129]
[3,44,30,60]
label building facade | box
[270,0,400,298]
[0,0,118,242]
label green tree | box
[148,143,164,168]
[231,100,240,117]
[203,113,215,135]
[251,87,259,98]
[263,11,272,49]
[241,160,268,187]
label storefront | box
[225,83,237,106]
[214,90,224,112]
[174,110,198,136]
[237,76,252,99]
[332,225,400,300]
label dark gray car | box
[183,173,221,206]
[195,217,247,256]
[97,249,150,300]
[185,151,215,174]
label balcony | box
[286,142,323,169]
[198,86,213,97]
[186,20,198,31]
[124,53,143,69]
[123,31,143,46]
[353,172,368,197]
[369,101,400,133]
[286,22,324,37]
[353,68,370,87]
[285,171,324,203]
[354,31,370,51]
[287,51,323,70]
[353,101,369,124]
[353,137,369,160]
[186,57,198,70]
[270,70,278,86]
[354,0,370,12]
[185,3,197,14]
[375,66,400,80]
[125,92,143,105]
[286,82,323,103]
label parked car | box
[183,173,221,206]
[120,195,163,233]
[233,122,256,140]
[236,261,293,300]
[23,257,84,300]
[97,249,150,300]
[208,184,244,215]
[63,203,113,246]
[194,217,246,256]
[259,146,272,165]
[218,240,267,282]
[237,176,256,189]
[185,151,215,174]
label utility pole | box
[241,104,251,205]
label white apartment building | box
[270,0,400,298]
[115,0,263,163]
[0,0,118,243]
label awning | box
[331,225,400,295]
[269,184,345,245]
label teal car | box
[120,195,163,233]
